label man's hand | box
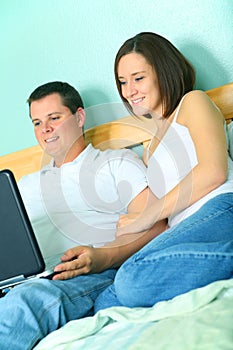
[52,219,167,281]
[52,246,111,280]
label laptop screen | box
[0,169,45,283]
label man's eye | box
[33,121,40,127]
[51,116,60,121]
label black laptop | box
[0,169,59,293]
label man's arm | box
[53,188,167,280]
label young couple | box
[0,32,232,349]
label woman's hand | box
[117,210,155,236]
[117,212,141,236]
[52,246,109,280]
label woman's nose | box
[125,82,137,98]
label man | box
[0,81,166,349]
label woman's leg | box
[95,193,233,310]
[0,269,116,350]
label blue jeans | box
[95,193,233,311]
[0,269,116,349]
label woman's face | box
[117,52,162,116]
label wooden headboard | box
[0,82,232,181]
[0,115,155,181]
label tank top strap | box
[173,95,186,123]
[146,94,187,162]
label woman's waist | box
[168,180,233,227]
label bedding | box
[35,278,233,350]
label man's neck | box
[54,138,86,168]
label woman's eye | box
[119,80,126,86]
[135,76,144,82]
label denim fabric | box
[0,269,116,350]
[95,193,233,311]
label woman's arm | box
[117,90,228,234]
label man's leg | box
[0,269,116,350]
[95,193,233,310]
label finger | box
[52,264,92,280]
[54,259,81,272]
[54,254,92,272]
[61,246,90,262]
[52,269,80,280]
[60,250,78,262]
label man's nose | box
[41,121,52,133]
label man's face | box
[30,93,83,164]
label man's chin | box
[43,144,61,158]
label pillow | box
[227,121,233,160]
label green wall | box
[1,0,233,156]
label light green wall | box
[1,0,233,156]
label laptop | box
[0,169,60,294]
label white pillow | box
[227,121,233,160]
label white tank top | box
[147,98,233,227]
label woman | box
[94,32,233,310]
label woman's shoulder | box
[175,90,209,115]
[183,89,209,103]
[176,89,222,125]
[180,89,218,113]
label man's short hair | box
[27,81,84,113]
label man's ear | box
[76,107,86,127]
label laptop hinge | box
[0,275,28,289]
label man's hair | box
[27,81,84,113]
[114,32,196,118]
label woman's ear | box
[76,107,86,128]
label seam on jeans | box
[178,203,233,232]
[152,202,233,249]
[133,197,233,262]
[134,251,233,263]
[38,279,113,319]
[30,279,113,348]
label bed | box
[0,82,233,349]
[35,278,233,350]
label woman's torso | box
[147,95,233,227]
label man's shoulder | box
[18,164,49,187]
[91,147,146,176]
[90,144,142,162]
